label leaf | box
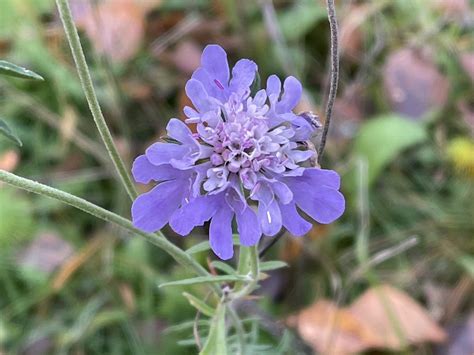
[278,1,327,41]
[259,260,288,272]
[289,284,447,354]
[210,261,236,275]
[159,275,248,288]
[80,1,145,63]
[0,150,19,172]
[353,115,427,185]
[0,119,22,146]
[0,60,44,80]
[383,48,449,119]
[186,235,240,255]
[349,285,447,349]
[287,300,382,354]
[182,292,215,317]
[200,303,227,355]
[186,241,212,255]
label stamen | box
[214,79,224,90]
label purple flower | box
[131,44,345,260]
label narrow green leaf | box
[259,260,288,272]
[200,303,227,355]
[0,119,22,146]
[353,115,427,186]
[210,261,236,275]
[186,235,240,255]
[182,292,215,317]
[163,320,210,334]
[185,241,211,255]
[0,60,44,80]
[159,275,247,288]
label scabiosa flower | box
[131,44,345,260]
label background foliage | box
[0,0,473,354]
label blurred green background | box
[0,0,473,354]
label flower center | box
[199,93,309,193]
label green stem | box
[227,305,246,355]
[0,170,213,284]
[232,245,259,300]
[55,0,137,200]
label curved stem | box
[55,0,137,200]
[0,170,214,285]
[317,0,340,163]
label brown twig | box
[318,0,340,163]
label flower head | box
[131,45,345,259]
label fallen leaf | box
[289,284,447,354]
[349,285,447,350]
[170,41,202,75]
[383,48,449,119]
[82,1,146,63]
[288,299,382,354]
[0,149,19,172]
[16,232,74,274]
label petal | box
[146,142,189,166]
[253,89,267,106]
[258,199,282,236]
[201,45,230,87]
[132,180,184,233]
[169,194,221,235]
[236,207,261,246]
[250,181,274,206]
[192,67,227,102]
[132,156,185,184]
[185,79,213,112]
[285,178,345,224]
[209,204,234,260]
[279,202,312,236]
[183,106,199,118]
[270,180,293,204]
[288,149,314,163]
[266,74,281,98]
[166,118,193,143]
[276,76,302,113]
[301,168,341,189]
[229,59,257,93]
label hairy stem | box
[55,0,137,200]
[0,170,215,286]
[232,245,259,300]
[318,0,340,163]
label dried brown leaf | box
[82,1,146,63]
[289,300,381,354]
[171,41,202,75]
[0,149,19,172]
[383,48,449,119]
[348,284,447,349]
[290,284,447,354]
